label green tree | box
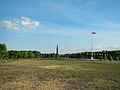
[109,55,113,61]
[116,57,119,61]
[115,52,120,59]
[28,51,34,59]
[104,54,108,61]
[0,43,8,60]
[99,56,103,61]
[33,51,41,58]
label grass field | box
[0,59,120,90]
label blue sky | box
[0,0,120,53]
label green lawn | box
[0,59,120,90]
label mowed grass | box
[0,59,120,90]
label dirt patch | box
[37,65,62,69]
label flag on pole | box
[92,32,96,34]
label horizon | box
[1,43,120,55]
[0,0,120,54]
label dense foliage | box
[62,50,120,61]
[8,50,42,59]
[0,43,120,61]
[0,43,8,59]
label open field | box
[0,59,120,90]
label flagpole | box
[91,33,93,60]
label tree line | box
[62,50,120,61]
[0,43,120,61]
[0,43,57,59]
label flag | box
[92,32,96,34]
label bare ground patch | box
[37,65,87,71]
[37,65,64,69]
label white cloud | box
[0,20,19,30]
[16,17,40,28]
[0,17,40,30]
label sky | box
[0,0,120,54]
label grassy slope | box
[0,59,120,90]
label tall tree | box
[56,45,58,58]
[0,43,8,59]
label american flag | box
[92,32,96,34]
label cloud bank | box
[0,20,19,30]
[0,17,40,30]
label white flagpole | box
[91,33,93,60]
